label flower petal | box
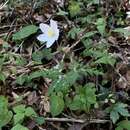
[46,38,56,48]
[37,34,48,42]
[54,29,59,40]
[50,19,58,30]
[39,23,50,33]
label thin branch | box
[44,117,109,124]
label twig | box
[44,117,109,124]
[0,0,9,10]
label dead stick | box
[44,118,109,124]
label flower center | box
[47,28,55,37]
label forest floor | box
[1,0,130,130]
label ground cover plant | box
[0,0,130,130]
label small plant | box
[106,103,130,123]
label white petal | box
[126,11,130,15]
[37,34,48,42]
[46,38,56,48]
[54,29,59,40]
[39,23,50,33]
[50,19,58,30]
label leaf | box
[25,107,37,117]
[32,49,52,62]
[11,124,29,130]
[14,113,25,125]
[50,94,64,116]
[116,120,130,130]
[13,105,26,114]
[16,74,28,85]
[0,96,13,127]
[82,31,97,39]
[0,111,13,128]
[69,95,82,110]
[96,18,106,36]
[0,72,6,82]
[68,27,81,39]
[117,108,130,117]
[68,1,81,17]
[110,110,119,123]
[35,116,45,125]
[13,25,38,41]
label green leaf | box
[0,96,13,127]
[117,108,130,117]
[50,94,64,116]
[68,1,81,17]
[25,107,37,117]
[14,113,25,125]
[15,56,27,66]
[116,120,130,130]
[0,72,6,82]
[82,31,97,39]
[16,74,28,85]
[69,95,82,110]
[13,25,38,41]
[68,27,81,39]
[96,18,106,36]
[0,111,13,128]
[13,104,26,114]
[32,49,52,62]
[110,110,119,123]
[11,124,29,130]
[35,116,45,125]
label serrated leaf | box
[50,94,64,116]
[110,110,119,123]
[13,25,38,41]
[11,124,29,130]
[117,108,130,117]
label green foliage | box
[16,74,29,85]
[34,116,45,125]
[13,25,38,41]
[0,96,13,128]
[68,27,81,39]
[106,103,130,123]
[0,72,6,83]
[68,1,81,17]
[115,120,130,130]
[113,28,130,37]
[96,18,106,36]
[68,83,97,112]
[11,124,29,130]
[13,104,37,125]
[32,49,52,63]
[50,93,65,116]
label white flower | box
[126,11,130,18]
[37,19,59,48]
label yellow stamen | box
[48,28,55,37]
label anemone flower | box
[37,19,59,48]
